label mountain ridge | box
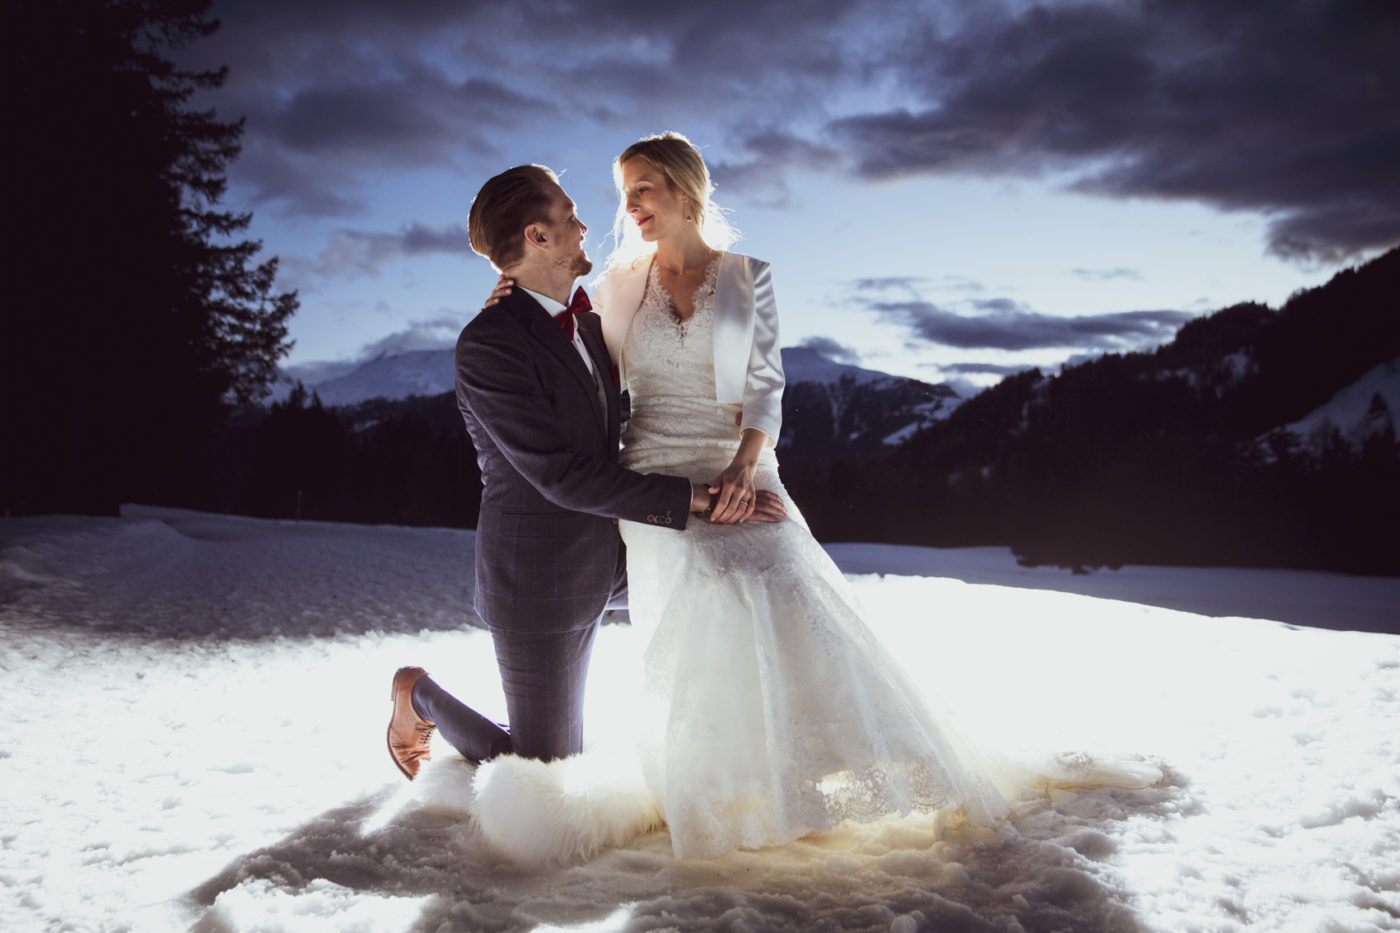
[267,345,962,460]
[271,344,941,408]
[780,245,1400,573]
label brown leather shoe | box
[387,666,435,780]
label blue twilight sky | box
[184,0,1400,393]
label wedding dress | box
[617,256,1012,859]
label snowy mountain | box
[270,348,456,407]
[272,345,944,407]
[1274,356,1400,448]
[779,345,903,387]
[777,348,960,460]
[266,345,961,455]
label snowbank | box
[1,506,1397,931]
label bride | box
[590,133,1011,859]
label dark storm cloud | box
[799,336,861,364]
[710,131,841,205]
[499,0,865,77]
[195,0,1398,260]
[829,0,1400,261]
[255,77,540,157]
[942,362,1036,377]
[283,223,472,279]
[192,2,561,215]
[227,68,554,215]
[234,138,366,216]
[357,315,462,358]
[398,223,473,255]
[871,299,1191,351]
[193,0,878,214]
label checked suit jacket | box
[454,287,694,634]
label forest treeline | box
[786,246,1400,575]
[159,246,1400,576]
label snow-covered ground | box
[2,506,1398,932]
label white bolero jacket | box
[593,251,785,444]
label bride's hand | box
[482,274,514,308]
[708,459,758,524]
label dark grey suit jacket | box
[455,289,692,634]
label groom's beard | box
[571,253,593,278]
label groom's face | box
[542,186,593,279]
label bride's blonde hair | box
[606,132,737,268]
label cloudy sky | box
[184,0,1399,390]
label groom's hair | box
[469,165,561,271]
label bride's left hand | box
[482,274,513,308]
[708,459,758,523]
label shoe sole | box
[388,667,427,781]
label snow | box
[3,506,1399,932]
[824,544,1400,634]
[1282,357,1400,441]
[1221,350,1255,383]
[1159,351,1256,395]
[880,400,959,446]
[268,346,925,409]
[297,348,456,407]
[881,422,922,446]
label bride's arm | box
[711,260,785,524]
[708,428,771,523]
[737,261,784,443]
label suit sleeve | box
[740,260,785,444]
[456,323,693,528]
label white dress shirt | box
[521,284,607,412]
[521,286,595,377]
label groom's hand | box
[690,484,785,522]
[690,484,786,522]
[743,489,787,523]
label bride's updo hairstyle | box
[607,131,737,267]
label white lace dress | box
[618,257,1010,859]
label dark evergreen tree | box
[800,246,1400,574]
[3,0,295,515]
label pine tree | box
[3,0,296,515]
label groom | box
[387,165,781,777]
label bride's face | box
[621,158,691,243]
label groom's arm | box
[456,321,701,528]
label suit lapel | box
[578,315,616,445]
[506,291,607,435]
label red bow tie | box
[554,286,592,340]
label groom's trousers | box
[411,619,600,762]
[411,557,628,763]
